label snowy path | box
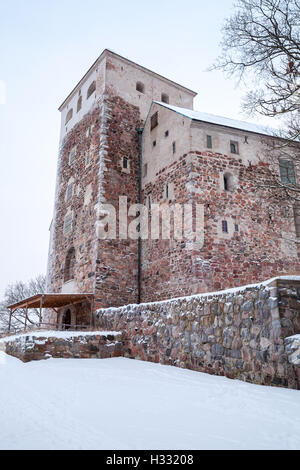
[0,352,299,450]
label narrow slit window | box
[77,96,82,112]
[69,147,76,164]
[123,157,128,169]
[143,163,148,178]
[172,141,176,154]
[294,205,300,237]
[151,112,158,131]
[223,172,234,192]
[63,214,73,234]
[87,81,96,99]
[206,135,212,148]
[136,82,145,93]
[230,141,239,154]
[65,108,73,124]
[66,183,73,201]
[64,247,75,282]
[161,93,169,104]
[222,220,228,233]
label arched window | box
[161,93,169,104]
[65,108,73,124]
[86,81,96,99]
[230,141,239,154]
[62,309,71,330]
[223,172,234,192]
[136,81,145,93]
[77,96,82,112]
[64,247,76,282]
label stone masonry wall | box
[96,277,300,389]
[140,148,300,303]
[94,93,143,309]
[0,331,124,362]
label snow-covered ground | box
[0,352,299,450]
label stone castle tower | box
[46,49,300,328]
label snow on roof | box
[154,101,274,137]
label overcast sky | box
[0,0,275,299]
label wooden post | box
[90,297,95,329]
[8,308,12,332]
[39,296,43,327]
[24,304,28,332]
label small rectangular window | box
[294,205,300,237]
[161,93,169,104]
[151,112,158,131]
[172,141,176,154]
[165,130,169,138]
[234,224,239,232]
[136,82,145,93]
[166,184,169,199]
[66,184,73,201]
[230,141,239,154]
[279,159,296,184]
[123,157,128,169]
[147,194,151,210]
[143,163,148,178]
[64,214,73,234]
[152,140,156,147]
[85,153,90,166]
[69,147,76,164]
[222,220,228,233]
[206,135,212,148]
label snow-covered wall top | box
[96,276,300,389]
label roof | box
[7,293,94,310]
[154,101,274,137]
[58,49,197,111]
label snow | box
[287,334,300,341]
[0,353,299,450]
[154,101,274,137]
[0,330,121,344]
[99,275,300,312]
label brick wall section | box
[0,331,124,362]
[94,94,143,309]
[47,93,143,320]
[141,150,300,302]
[47,104,102,296]
[96,278,300,389]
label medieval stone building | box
[45,49,300,329]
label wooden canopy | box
[6,293,95,332]
[7,293,94,311]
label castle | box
[45,49,300,329]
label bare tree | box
[0,274,46,334]
[212,0,300,201]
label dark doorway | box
[62,309,71,330]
